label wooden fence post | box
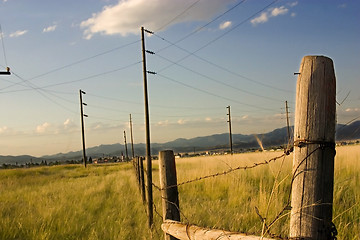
[290,56,336,239]
[133,157,139,182]
[136,157,141,187]
[159,150,180,240]
[139,157,146,204]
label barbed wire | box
[134,139,339,239]
[152,151,291,191]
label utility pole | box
[141,26,153,227]
[285,100,291,144]
[227,106,233,155]
[129,114,135,159]
[79,89,88,168]
[124,130,129,161]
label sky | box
[0,0,359,157]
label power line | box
[155,52,285,102]
[0,61,142,93]
[1,39,141,91]
[153,32,291,93]
[150,0,288,94]
[157,73,276,111]
[10,72,78,114]
[155,0,201,32]
[86,93,219,111]
[155,0,247,53]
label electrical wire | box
[155,0,201,32]
[1,39,141,91]
[0,61,142,93]
[153,32,291,94]
[156,73,277,111]
[150,0,286,96]
[10,72,78,114]
[87,92,219,111]
[155,52,285,102]
[155,0,247,53]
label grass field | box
[0,145,359,239]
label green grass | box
[0,163,151,240]
[1,145,359,239]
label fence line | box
[134,137,331,239]
[131,55,338,239]
[152,151,291,192]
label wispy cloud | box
[80,0,233,39]
[251,3,297,26]
[9,30,28,38]
[345,108,360,113]
[271,6,288,17]
[251,12,269,25]
[219,21,232,30]
[63,118,77,132]
[156,120,169,127]
[36,122,51,134]
[177,119,186,125]
[288,1,298,7]
[0,126,9,134]
[43,24,57,33]
[338,3,347,8]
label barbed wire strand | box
[153,151,289,191]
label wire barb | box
[147,71,157,75]
[145,50,155,55]
[144,29,154,34]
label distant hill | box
[336,121,360,140]
[0,155,42,165]
[1,121,359,165]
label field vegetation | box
[0,145,359,239]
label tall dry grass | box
[0,164,151,240]
[0,144,359,239]
[152,145,360,239]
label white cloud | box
[271,6,288,17]
[156,120,169,126]
[338,3,347,8]
[288,1,298,7]
[63,118,77,131]
[219,21,232,30]
[80,0,233,39]
[0,126,8,134]
[251,3,297,26]
[43,25,57,33]
[345,108,359,112]
[36,122,51,134]
[251,12,269,25]
[177,119,186,125]
[9,30,28,38]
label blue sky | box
[0,0,359,156]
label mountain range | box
[1,121,359,165]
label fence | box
[134,56,337,239]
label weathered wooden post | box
[133,157,139,183]
[290,56,337,239]
[159,150,180,240]
[139,157,146,204]
[136,157,141,187]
